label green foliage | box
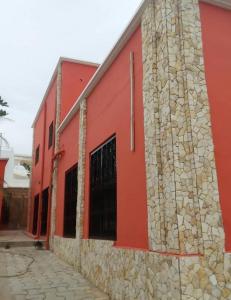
[0,96,8,117]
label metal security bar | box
[35,146,40,165]
[89,136,117,240]
[41,188,49,236]
[32,194,39,235]
[48,121,54,149]
[63,164,78,238]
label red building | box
[0,159,8,223]
[28,1,231,299]
[28,57,98,238]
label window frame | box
[48,121,54,149]
[35,145,40,165]
[89,135,117,241]
[63,163,78,238]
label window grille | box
[35,145,40,165]
[63,164,78,238]
[41,188,49,236]
[32,194,39,235]
[89,136,117,240]
[48,121,54,149]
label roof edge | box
[32,57,99,128]
[59,57,100,67]
[201,0,231,10]
[58,0,147,133]
[58,0,231,133]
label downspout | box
[36,101,47,239]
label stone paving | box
[0,247,109,300]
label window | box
[48,121,54,149]
[35,145,40,165]
[63,164,78,238]
[41,188,49,236]
[32,194,39,235]
[89,136,117,240]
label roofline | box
[59,57,100,68]
[32,57,99,128]
[202,0,231,10]
[58,0,231,133]
[58,0,147,133]
[39,0,227,133]
[14,154,32,159]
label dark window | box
[32,194,39,235]
[35,145,39,165]
[41,188,49,236]
[63,164,78,238]
[89,136,117,240]
[48,121,54,149]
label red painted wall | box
[29,77,57,233]
[0,159,8,223]
[83,26,148,249]
[55,113,79,236]
[31,108,45,198]
[60,61,98,122]
[43,79,57,190]
[30,60,97,236]
[55,62,97,236]
[200,3,231,251]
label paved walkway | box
[0,231,33,242]
[0,247,108,300]
[0,231,44,248]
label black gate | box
[41,188,49,236]
[63,164,78,238]
[89,136,117,240]
[32,194,39,235]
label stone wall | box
[53,0,231,299]
[53,236,231,299]
[50,64,62,247]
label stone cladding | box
[50,63,62,248]
[53,1,231,299]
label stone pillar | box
[50,63,62,248]
[142,0,224,255]
[76,99,87,270]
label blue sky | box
[0,0,142,155]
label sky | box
[0,0,142,156]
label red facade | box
[28,59,98,238]
[200,2,231,251]
[28,3,231,253]
[0,159,8,223]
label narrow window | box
[89,136,117,240]
[41,187,49,236]
[48,121,54,149]
[63,164,78,238]
[35,145,40,165]
[32,194,39,235]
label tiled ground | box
[0,247,108,300]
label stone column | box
[50,63,62,249]
[76,99,87,270]
[142,0,224,255]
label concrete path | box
[0,247,108,300]
[0,231,44,248]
